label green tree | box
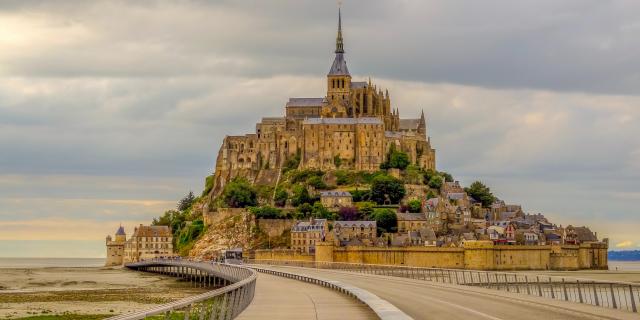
[426,190,437,200]
[370,174,406,204]
[297,203,314,217]
[355,201,376,217]
[311,202,337,220]
[274,189,288,207]
[408,199,422,213]
[389,150,410,170]
[369,208,397,234]
[177,191,195,211]
[464,181,496,207]
[427,175,443,190]
[349,189,371,202]
[440,171,454,183]
[222,178,257,208]
[291,184,312,206]
[307,175,328,190]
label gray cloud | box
[0,1,639,254]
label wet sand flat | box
[0,266,207,319]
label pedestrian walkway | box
[236,272,376,320]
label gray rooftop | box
[328,52,350,76]
[334,221,376,228]
[351,81,367,89]
[399,119,420,130]
[286,98,325,107]
[397,211,427,221]
[303,117,382,125]
[320,191,352,197]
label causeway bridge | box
[108,259,639,320]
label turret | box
[418,109,427,136]
[115,225,126,243]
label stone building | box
[210,8,436,195]
[123,224,174,263]
[397,211,428,233]
[105,225,126,266]
[333,221,377,245]
[291,218,329,254]
[320,191,353,210]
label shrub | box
[335,170,353,186]
[282,150,301,174]
[274,189,288,207]
[307,175,328,190]
[249,206,283,219]
[312,202,337,220]
[222,178,257,208]
[349,189,371,202]
[202,175,214,197]
[403,165,424,184]
[427,175,443,190]
[291,184,312,207]
[333,155,342,168]
[355,201,376,217]
[408,199,422,213]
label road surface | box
[256,265,639,320]
[236,272,376,320]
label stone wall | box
[203,208,247,227]
[257,219,296,237]
[331,245,465,269]
[258,240,608,271]
[255,249,314,262]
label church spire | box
[336,6,344,54]
[328,5,350,76]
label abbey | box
[212,9,435,193]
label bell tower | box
[327,6,351,107]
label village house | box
[397,211,428,232]
[333,220,376,245]
[291,218,328,254]
[123,224,173,263]
[320,191,353,210]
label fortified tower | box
[105,225,126,266]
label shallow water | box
[608,260,640,271]
[0,257,104,268]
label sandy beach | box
[0,266,208,319]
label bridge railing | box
[247,259,639,314]
[107,259,257,320]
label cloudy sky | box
[1,0,638,257]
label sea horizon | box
[1,257,639,271]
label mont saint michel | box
[210,9,435,195]
[2,2,639,320]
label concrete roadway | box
[235,272,376,320]
[256,265,640,320]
